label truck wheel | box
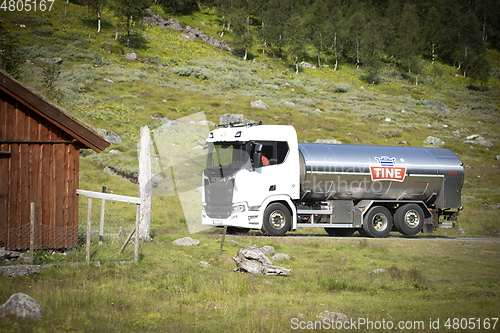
[362,206,393,238]
[262,203,291,236]
[324,228,355,237]
[394,204,424,235]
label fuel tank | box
[298,143,464,208]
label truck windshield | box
[206,142,250,171]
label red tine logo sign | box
[370,156,406,182]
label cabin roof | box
[0,71,109,152]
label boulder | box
[199,261,211,268]
[0,293,44,319]
[315,139,342,145]
[38,57,63,65]
[463,135,493,147]
[260,245,276,256]
[172,237,199,246]
[220,113,252,125]
[233,256,292,275]
[0,265,40,277]
[271,253,290,262]
[457,229,467,235]
[496,155,500,161]
[373,268,386,274]
[98,129,122,145]
[250,100,270,110]
[167,19,184,31]
[180,34,196,41]
[429,103,450,113]
[125,53,137,61]
[424,136,445,146]
[298,61,317,69]
[238,245,273,266]
[233,245,292,275]
[316,311,348,323]
[283,101,295,108]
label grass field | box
[0,2,499,331]
[1,218,500,332]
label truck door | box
[249,141,292,203]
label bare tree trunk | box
[127,18,131,47]
[333,33,338,71]
[295,56,299,74]
[97,7,101,33]
[278,34,282,59]
[65,0,68,16]
[317,48,321,69]
[356,38,360,69]
[482,13,487,42]
[432,43,435,64]
[115,25,119,40]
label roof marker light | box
[235,131,241,138]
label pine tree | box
[325,4,345,72]
[456,12,485,77]
[0,20,23,79]
[346,10,366,68]
[308,0,329,69]
[113,0,150,48]
[468,55,490,87]
[231,0,254,60]
[285,0,307,73]
[394,3,420,75]
[266,0,290,59]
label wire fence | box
[0,190,140,267]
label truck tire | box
[362,206,393,238]
[324,228,356,237]
[394,204,425,235]
[262,203,291,236]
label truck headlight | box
[233,204,246,213]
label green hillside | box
[1,1,499,236]
[1,3,500,332]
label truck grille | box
[204,178,234,219]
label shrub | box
[376,127,402,138]
[172,66,212,80]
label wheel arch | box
[260,196,297,231]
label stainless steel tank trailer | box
[201,123,464,238]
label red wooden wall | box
[0,91,80,250]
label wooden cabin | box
[0,71,109,250]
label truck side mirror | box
[253,143,263,169]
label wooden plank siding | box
[0,91,81,250]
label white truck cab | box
[202,124,300,234]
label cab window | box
[252,141,289,166]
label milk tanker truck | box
[201,123,463,238]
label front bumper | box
[201,202,261,228]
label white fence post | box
[99,186,106,243]
[86,198,92,264]
[30,202,35,265]
[138,126,152,241]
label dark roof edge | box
[0,71,109,152]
